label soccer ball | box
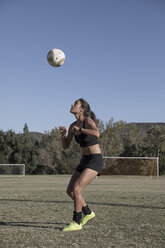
[47,48,65,67]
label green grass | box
[0,175,165,248]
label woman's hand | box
[59,126,67,137]
[72,125,80,135]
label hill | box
[130,122,165,133]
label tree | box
[138,125,165,174]
[23,123,29,134]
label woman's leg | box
[62,169,97,231]
[73,168,98,213]
[66,170,87,207]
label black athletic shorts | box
[76,154,103,176]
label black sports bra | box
[74,120,98,147]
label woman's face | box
[70,100,83,114]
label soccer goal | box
[103,157,159,179]
[0,164,25,177]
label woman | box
[59,98,103,231]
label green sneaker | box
[81,211,95,226]
[62,221,82,232]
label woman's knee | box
[73,184,81,195]
[66,188,73,197]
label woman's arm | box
[59,123,74,149]
[72,118,100,138]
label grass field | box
[0,175,165,248]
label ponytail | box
[89,110,97,124]
[78,98,97,124]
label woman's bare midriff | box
[81,144,101,155]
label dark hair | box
[78,98,97,124]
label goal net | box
[103,157,159,178]
[0,164,25,177]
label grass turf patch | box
[0,175,165,248]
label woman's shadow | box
[0,221,67,230]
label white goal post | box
[0,164,25,177]
[103,156,159,179]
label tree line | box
[0,120,165,175]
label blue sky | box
[0,0,165,133]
